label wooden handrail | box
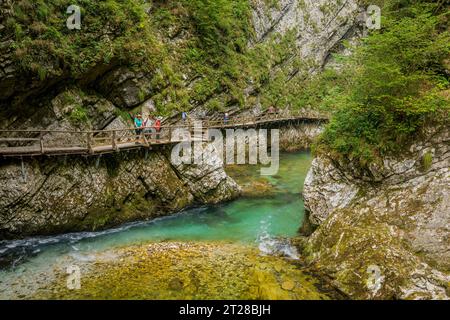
[0,113,329,157]
[0,138,40,142]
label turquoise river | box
[0,152,340,300]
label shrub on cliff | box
[4,0,319,116]
[147,0,303,113]
[315,1,450,166]
[7,0,162,80]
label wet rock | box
[281,280,295,291]
[168,278,184,291]
[169,143,242,205]
[243,179,275,198]
[303,156,359,226]
[14,242,334,300]
[0,0,362,241]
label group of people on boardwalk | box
[133,106,280,141]
[133,113,161,141]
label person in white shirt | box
[143,115,156,140]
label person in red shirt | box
[155,117,161,141]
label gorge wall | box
[0,146,241,239]
[1,0,363,126]
[0,0,361,239]
[279,121,324,152]
[299,126,450,299]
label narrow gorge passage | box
[0,152,338,300]
[1,0,448,304]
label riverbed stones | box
[9,242,333,300]
[168,278,184,291]
[281,280,295,291]
[96,67,154,109]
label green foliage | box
[422,152,433,172]
[315,1,450,166]
[149,0,312,114]
[179,0,253,107]
[7,0,163,80]
[6,0,313,116]
[69,105,88,125]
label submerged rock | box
[16,241,335,300]
[300,126,450,299]
[226,165,276,198]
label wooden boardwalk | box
[0,113,328,158]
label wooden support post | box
[39,132,44,154]
[112,131,118,151]
[87,132,93,154]
[142,131,150,148]
[20,156,27,183]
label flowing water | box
[0,152,336,300]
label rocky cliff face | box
[279,122,324,152]
[0,0,361,239]
[0,146,240,239]
[0,0,362,127]
[251,0,361,68]
[300,126,450,299]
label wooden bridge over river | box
[0,111,328,158]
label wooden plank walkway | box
[0,113,328,158]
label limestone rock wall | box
[279,122,324,152]
[0,147,241,239]
[251,0,361,67]
[1,0,363,127]
[300,126,450,299]
[0,0,360,239]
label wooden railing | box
[0,112,328,157]
[198,111,328,128]
[0,125,192,157]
